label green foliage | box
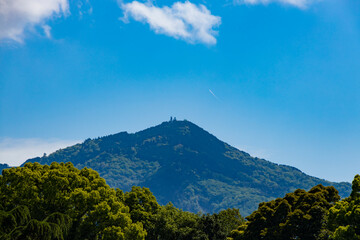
[0,162,146,240]
[123,186,245,240]
[0,209,19,235]
[0,206,69,240]
[150,203,206,240]
[198,208,244,240]
[351,174,360,198]
[230,185,340,240]
[0,162,247,240]
[124,186,160,238]
[13,219,64,240]
[125,187,160,222]
[44,213,72,237]
[328,175,360,239]
[23,120,351,216]
[0,205,32,238]
[3,159,359,240]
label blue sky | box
[0,0,359,182]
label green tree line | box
[1,162,359,239]
[229,175,360,240]
[0,163,243,240]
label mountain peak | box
[24,120,351,216]
[141,119,204,134]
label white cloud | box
[0,0,69,42]
[236,0,315,8]
[0,138,80,166]
[42,24,52,38]
[121,1,221,45]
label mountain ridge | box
[24,120,351,216]
[0,163,10,173]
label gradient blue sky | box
[1,0,359,182]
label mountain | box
[0,163,10,173]
[24,120,351,216]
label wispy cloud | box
[0,138,80,166]
[0,0,69,42]
[42,25,52,38]
[235,0,316,8]
[121,1,221,45]
[77,0,93,18]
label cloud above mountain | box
[236,0,315,8]
[121,1,221,45]
[0,138,80,166]
[0,0,69,41]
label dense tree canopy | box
[124,187,245,240]
[0,162,146,240]
[4,161,358,240]
[230,185,340,240]
[198,208,244,240]
[0,162,245,240]
[124,186,160,239]
[328,174,360,239]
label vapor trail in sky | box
[209,89,220,101]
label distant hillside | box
[0,163,10,173]
[24,120,351,216]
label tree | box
[328,174,360,239]
[0,205,72,240]
[0,162,146,240]
[0,162,246,240]
[230,185,340,240]
[151,203,207,240]
[124,186,160,239]
[0,205,31,237]
[124,187,244,240]
[198,208,244,240]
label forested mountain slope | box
[24,120,351,216]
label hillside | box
[24,120,351,216]
[0,163,10,173]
